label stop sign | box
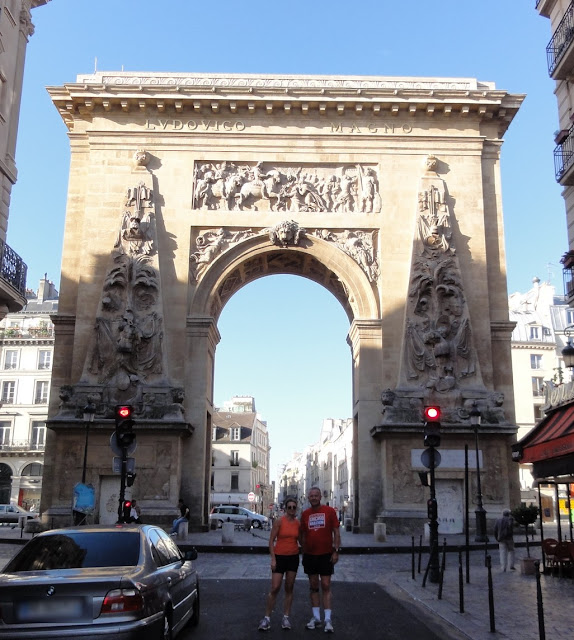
[248,492,255,502]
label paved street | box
[1,528,574,640]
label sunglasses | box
[286,505,297,510]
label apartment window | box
[30,421,46,449]
[231,473,239,490]
[3,350,17,369]
[533,404,545,421]
[567,308,574,325]
[34,381,49,404]
[21,462,42,477]
[210,472,214,490]
[532,377,545,397]
[0,421,10,448]
[230,450,239,466]
[231,427,241,441]
[530,326,540,340]
[38,350,51,370]
[1,381,15,404]
[530,354,542,370]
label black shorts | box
[302,553,334,576]
[273,554,300,574]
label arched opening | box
[213,274,352,512]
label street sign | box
[248,491,255,502]
[421,448,441,469]
[112,457,135,473]
[110,432,137,456]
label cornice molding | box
[48,72,525,135]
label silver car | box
[0,524,199,639]
[209,505,269,529]
[0,505,38,526]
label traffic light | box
[122,500,132,522]
[115,405,136,448]
[427,498,437,521]
[423,405,441,447]
[126,472,136,487]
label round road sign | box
[248,492,255,502]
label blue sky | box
[10,1,566,484]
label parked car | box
[0,524,199,639]
[209,505,268,529]
[0,504,38,526]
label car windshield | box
[3,532,141,571]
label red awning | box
[521,405,574,464]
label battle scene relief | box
[192,161,381,213]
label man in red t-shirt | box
[300,486,341,633]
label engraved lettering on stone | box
[191,161,381,213]
[314,229,379,283]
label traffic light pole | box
[117,445,128,523]
[428,445,440,584]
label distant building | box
[0,275,57,507]
[279,418,353,523]
[0,1,51,314]
[211,396,271,513]
[509,277,572,494]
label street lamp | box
[470,402,488,543]
[561,325,574,369]
[81,402,96,484]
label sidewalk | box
[1,524,572,640]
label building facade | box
[0,275,57,507]
[211,396,271,513]
[0,0,50,315]
[42,71,522,533]
[278,418,353,522]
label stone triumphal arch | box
[41,72,523,532]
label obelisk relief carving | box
[376,156,507,426]
[56,172,185,422]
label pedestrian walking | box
[300,486,341,633]
[258,496,301,632]
[494,508,515,571]
[170,498,190,535]
[129,499,142,523]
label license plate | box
[17,598,84,622]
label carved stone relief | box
[192,161,381,213]
[190,223,378,283]
[55,177,185,423]
[403,156,480,394]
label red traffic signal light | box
[114,405,135,448]
[117,406,132,419]
[424,406,441,422]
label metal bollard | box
[438,538,447,600]
[535,561,546,640]
[418,534,423,574]
[458,548,464,613]
[411,536,415,580]
[486,555,496,633]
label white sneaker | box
[258,617,271,631]
[324,620,334,633]
[282,615,292,630]
[306,617,322,630]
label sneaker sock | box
[312,607,321,621]
[324,610,332,622]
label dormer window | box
[530,326,540,340]
[231,427,241,441]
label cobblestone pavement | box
[1,526,573,639]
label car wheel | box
[160,611,172,640]
[188,583,200,627]
[217,519,224,529]
[253,520,262,529]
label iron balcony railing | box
[0,237,26,297]
[547,1,574,76]
[0,440,45,452]
[554,123,574,180]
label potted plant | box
[511,504,540,574]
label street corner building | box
[41,72,523,533]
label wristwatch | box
[333,548,342,553]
